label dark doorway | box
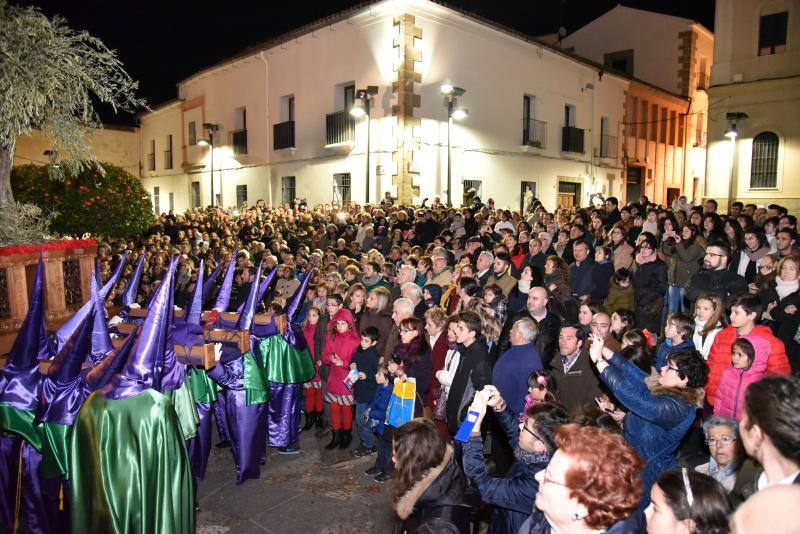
[626,166,643,206]
[666,187,681,207]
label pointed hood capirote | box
[236,261,263,331]
[86,324,140,390]
[283,267,315,348]
[0,253,48,409]
[54,250,128,353]
[213,250,238,312]
[185,259,205,325]
[158,255,184,391]
[121,253,145,307]
[103,254,177,400]
[35,309,93,426]
[89,270,114,365]
[249,265,278,313]
[201,261,223,306]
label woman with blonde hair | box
[359,287,393,356]
[464,297,502,347]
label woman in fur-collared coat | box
[391,419,479,533]
[588,334,708,507]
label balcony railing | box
[273,121,295,150]
[164,150,173,170]
[600,134,618,158]
[696,72,710,91]
[522,119,547,148]
[147,153,155,171]
[325,110,355,145]
[561,126,585,153]
[231,129,248,155]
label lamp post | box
[351,86,379,204]
[198,122,220,207]
[441,84,468,207]
[724,112,748,212]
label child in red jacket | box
[301,306,324,431]
[321,308,360,450]
[714,335,770,420]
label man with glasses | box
[461,386,569,534]
[686,242,748,307]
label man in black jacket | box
[568,239,596,301]
[445,311,493,436]
[604,196,621,229]
[685,242,748,306]
[496,287,561,366]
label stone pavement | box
[196,428,399,534]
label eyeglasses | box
[705,252,725,258]
[400,328,416,334]
[666,365,681,375]
[541,468,567,487]
[706,436,736,446]
[521,423,545,443]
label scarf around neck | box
[514,445,552,467]
[745,245,771,263]
[707,455,744,485]
[361,273,383,286]
[776,276,800,300]
[636,251,657,265]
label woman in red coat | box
[424,307,450,437]
[321,308,361,449]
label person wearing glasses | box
[685,241,748,308]
[695,416,745,492]
[588,333,707,506]
[519,424,646,533]
[461,386,569,534]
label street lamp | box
[351,85,379,204]
[441,83,468,207]
[724,112,748,210]
[198,122,220,207]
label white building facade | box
[706,0,800,212]
[139,0,631,213]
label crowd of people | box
[3,191,800,533]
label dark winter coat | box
[445,337,493,435]
[632,259,668,332]
[548,348,604,412]
[653,338,695,371]
[492,343,543,416]
[591,261,615,301]
[352,346,379,403]
[518,509,647,534]
[569,258,596,298]
[599,352,704,505]
[462,408,548,534]
[661,239,704,288]
[685,268,748,306]
[758,283,800,374]
[395,445,479,534]
[368,383,393,436]
[496,310,560,367]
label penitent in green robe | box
[69,390,195,534]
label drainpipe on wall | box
[259,51,273,207]
[681,97,692,204]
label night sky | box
[15,0,715,124]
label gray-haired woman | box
[695,416,744,492]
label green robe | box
[69,390,195,534]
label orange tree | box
[11,162,154,238]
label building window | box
[759,11,788,55]
[603,49,634,76]
[164,134,173,169]
[343,84,355,111]
[152,186,160,214]
[695,112,706,147]
[564,104,576,127]
[168,192,174,212]
[600,117,616,158]
[282,176,296,206]
[236,185,248,207]
[650,104,658,141]
[669,111,677,146]
[522,95,546,147]
[191,182,201,208]
[147,139,155,171]
[463,179,483,199]
[333,173,351,205]
[659,108,668,143]
[750,131,779,189]
[188,121,197,146]
[629,96,638,138]
[639,101,648,140]
[232,107,247,155]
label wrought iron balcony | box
[600,134,618,158]
[522,119,547,148]
[561,126,585,153]
[325,110,355,146]
[696,72,710,91]
[273,121,295,150]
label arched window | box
[750,131,779,188]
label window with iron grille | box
[236,185,248,207]
[191,182,201,208]
[282,176,296,206]
[759,11,788,56]
[153,186,160,214]
[168,192,174,212]
[148,139,155,171]
[188,121,197,146]
[750,132,779,189]
[463,179,482,198]
[164,134,173,169]
[333,173,351,205]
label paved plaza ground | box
[196,428,399,534]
